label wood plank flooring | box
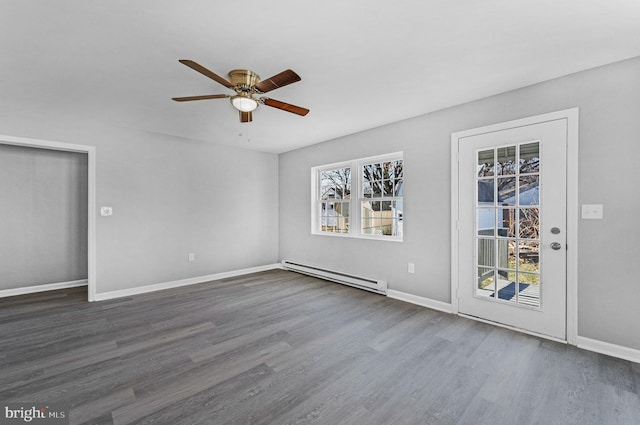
[1,269,638,424]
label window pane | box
[362,164,374,181]
[362,201,383,235]
[520,142,540,173]
[320,168,351,200]
[361,218,373,235]
[382,162,394,180]
[380,201,392,235]
[478,149,495,177]
[334,202,349,218]
[321,201,349,233]
[363,180,373,198]
[363,163,383,182]
[392,200,403,220]
[363,162,383,197]
[382,180,393,196]
[394,179,403,196]
[371,181,383,198]
[394,160,404,179]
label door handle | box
[550,242,562,250]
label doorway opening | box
[0,135,96,302]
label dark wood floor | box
[1,269,638,425]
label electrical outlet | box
[188,253,195,262]
[408,263,415,274]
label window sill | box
[312,231,403,243]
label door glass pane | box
[518,241,540,273]
[477,238,495,267]
[497,239,513,270]
[520,142,540,173]
[477,208,495,236]
[494,270,517,303]
[497,208,516,237]
[518,273,540,307]
[477,267,495,298]
[478,149,495,177]
[519,208,539,239]
[477,180,494,205]
[519,175,539,206]
[497,177,516,205]
[497,146,516,175]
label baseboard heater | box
[281,260,387,295]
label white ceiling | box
[2,1,640,153]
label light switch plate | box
[100,206,113,216]
[581,204,603,219]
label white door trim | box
[451,108,579,345]
[0,135,97,302]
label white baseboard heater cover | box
[281,260,387,295]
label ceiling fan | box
[172,60,309,123]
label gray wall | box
[279,56,640,351]
[0,121,279,295]
[0,144,88,289]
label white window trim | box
[311,151,403,242]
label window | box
[319,167,351,233]
[312,152,403,241]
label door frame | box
[451,108,579,344]
[0,134,97,302]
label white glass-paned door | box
[457,119,567,340]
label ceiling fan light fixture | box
[174,61,309,122]
[231,96,258,112]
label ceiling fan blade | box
[240,111,253,123]
[178,59,234,89]
[172,94,229,102]
[254,69,301,93]
[262,98,309,116]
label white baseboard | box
[93,264,281,301]
[387,289,453,314]
[0,279,88,299]
[577,336,640,364]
